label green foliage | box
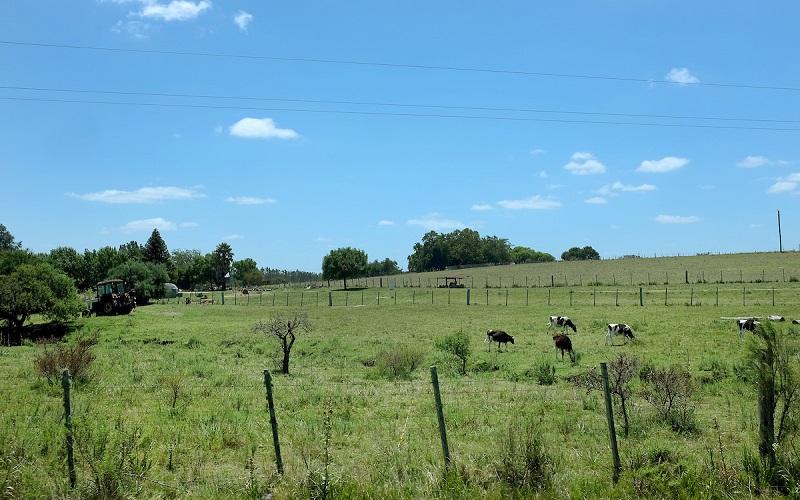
[434,331,471,375]
[493,418,555,491]
[527,360,556,385]
[375,346,426,379]
[560,245,601,261]
[321,247,368,289]
[406,229,512,272]
[0,223,21,252]
[213,242,234,289]
[33,332,98,384]
[367,258,402,277]
[108,260,169,304]
[0,254,84,341]
[143,228,171,269]
[510,246,555,264]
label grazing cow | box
[793,319,800,325]
[487,329,515,352]
[553,334,575,362]
[548,316,577,334]
[606,323,635,345]
[241,288,249,295]
[768,315,785,322]
[738,318,760,340]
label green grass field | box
[3,252,800,498]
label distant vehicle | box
[164,282,181,299]
[83,279,136,317]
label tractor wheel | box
[102,301,114,315]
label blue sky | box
[1,1,799,272]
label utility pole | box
[778,210,783,253]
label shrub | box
[375,346,426,379]
[493,418,555,491]
[34,332,99,384]
[526,360,556,386]
[642,364,698,434]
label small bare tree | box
[253,312,312,374]
[569,353,639,437]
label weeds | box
[493,417,555,491]
[33,331,98,384]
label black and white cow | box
[548,316,577,334]
[606,323,635,345]
[737,318,760,340]
[553,334,575,362]
[487,329,515,352]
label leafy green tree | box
[450,229,482,266]
[408,231,449,272]
[434,331,472,375]
[511,246,555,264]
[119,241,144,262]
[232,258,260,285]
[0,224,21,252]
[47,246,92,290]
[89,246,127,284]
[0,252,84,344]
[407,229,513,272]
[561,246,600,261]
[213,243,234,289]
[322,247,368,290]
[108,260,169,305]
[367,258,402,277]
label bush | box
[493,418,554,491]
[375,346,426,379]
[33,332,99,384]
[642,364,698,434]
[526,360,556,386]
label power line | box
[3,39,800,93]
[3,95,798,131]
[2,85,798,126]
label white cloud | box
[120,217,177,233]
[653,215,702,224]
[666,68,699,85]
[585,197,607,204]
[406,214,464,231]
[530,148,545,156]
[111,20,153,39]
[234,10,253,32]
[738,155,770,168]
[471,204,493,211]
[138,1,212,22]
[226,196,276,205]
[378,220,395,225]
[496,196,561,210]
[597,182,657,196]
[564,152,606,175]
[222,234,244,240]
[70,186,205,204]
[768,173,800,194]
[637,156,689,173]
[229,117,299,139]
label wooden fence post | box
[61,369,76,488]
[430,366,451,469]
[263,370,284,475]
[600,362,621,484]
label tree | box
[510,246,555,264]
[232,258,261,286]
[744,321,800,480]
[434,331,472,375]
[213,243,234,289]
[367,258,402,277]
[144,229,170,266]
[108,260,170,305]
[561,246,600,261]
[119,241,144,262]
[0,224,21,252]
[407,229,513,272]
[569,353,639,437]
[253,312,312,374]
[321,247,368,290]
[47,246,92,291]
[0,252,84,344]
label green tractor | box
[83,279,137,317]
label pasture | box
[3,253,800,498]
